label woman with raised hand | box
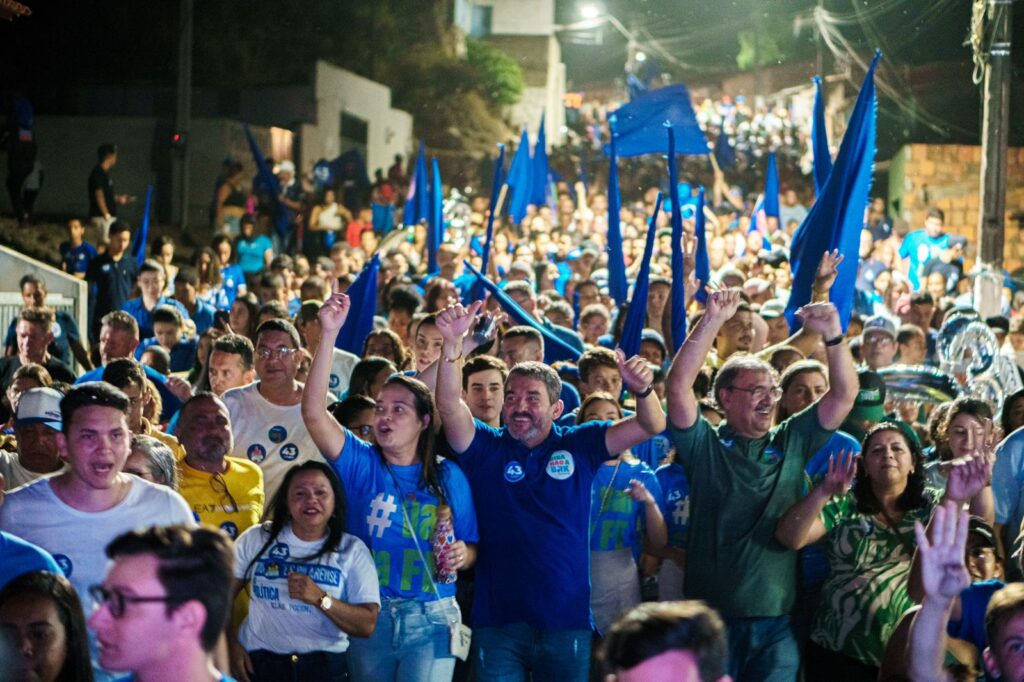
[302,280,479,682]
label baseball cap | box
[15,387,64,431]
[277,160,296,174]
[640,329,668,356]
[759,300,786,319]
[848,370,886,422]
[861,315,896,341]
[968,516,997,549]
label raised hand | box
[913,502,970,601]
[795,302,842,339]
[436,300,484,344]
[616,349,655,394]
[318,278,351,333]
[704,288,742,324]
[944,452,993,504]
[813,249,844,293]
[627,479,656,505]
[819,450,857,497]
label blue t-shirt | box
[948,579,1004,653]
[0,530,62,591]
[633,430,675,470]
[237,235,274,274]
[220,265,247,308]
[656,463,691,549]
[184,297,217,336]
[77,364,183,422]
[330,432,479,601]
[589,459,662,559]
[899,230,950,289]
[121,297,191,341]
[801,430,862,587]
[560,382,581,414]
[60,240,97,275]
[456,419,613,630]
[135,336,199,373]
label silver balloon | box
[938,311,982,368]
[878,364,960,405]
[943,321,998,379]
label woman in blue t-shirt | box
[578,393,666,636]
[303,284,479,682]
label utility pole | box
[173,0,193,231]
[977,0,1013,269]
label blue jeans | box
[473,623,591,682]
[347,596,459,682]
[725,615,800,682]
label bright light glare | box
[635,51,647,62]
[579,3,601,20]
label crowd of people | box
[3,129,1024,682]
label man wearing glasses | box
[175,393,264,540]
[88,525,235,682]
[221,319,332,500]
[0,382,193,681]
[665,288,857,682]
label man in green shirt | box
[665,288,858,682]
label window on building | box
[340,111,368,160]
[470,5,492,38]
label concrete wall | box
[303,61,414,177]
[889,143,1024,272]
[472,0,554,36]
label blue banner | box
[606,84,709,157]
[335,254,380,355]
[812,75,833,195]
[618,193,663,357]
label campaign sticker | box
[220,522,239,539]
[53,554,73,577]
[280,443,299,461]
[504,461,525,483]
[329,374,341,389]
[247,444,267,464]
[268,425,287,443]
[269,543,290,560]
[546,451,574,480]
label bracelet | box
[824,335,845,347]
[444,352,463,363]
[635,384,654,399]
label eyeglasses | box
[727,385,783,402]
[89,585,180,619]
[211,472,239,513]
[256,347,298,361]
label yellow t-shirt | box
[141,418,187,463]
[177,456,265,540]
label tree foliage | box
[466,38,524,107]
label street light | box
[635,51,647,62]
[579,3,602,20]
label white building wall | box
[473,0,554,35]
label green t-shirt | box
[810,490,938,666]
[669,403,832,618]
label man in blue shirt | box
[435,300,666,682]
[899,207,960,290]
[121,260,191,340]
[59,218,97,280]
[86,221,139,345]
[172,266,216,336]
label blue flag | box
[763,151,780,218]
[335,255,381,355]
[243,125,289,239]
[131,185,153,268]
[786,50,880,332]
[667,127,687,355]
[462,260,580,364]
[467,143,506,304]
[713,132,735,169]
[812,75,833,195]
[606,122,628,306]
[694,188,710,305]
[619,193,663,358]
[507,128,533,224]
[427,158,443,276]
[404,141,429,226]
[530,115,550,208]
[606,84,708,157]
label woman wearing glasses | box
[229,461,380,682]
[302,283,479,682]
[775,422,992,681]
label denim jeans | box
[347,596,459,682]
[473,623,591,682]
[725,615,800,682]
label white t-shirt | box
[329,348,359,400]
[234,524,380,654]
[0,450,65,490]
[221,382,332,501]
[0,475,194,681]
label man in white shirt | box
[0,387,66,489]
[0,381,193,681]
[221,319,331,501]
[295,301,358,400]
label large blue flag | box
[335,254,380,355]
[467,143,506,304]
[244,124,289,239]
[606,122,628,306]
[812,75,833,195]
[763,151,780,218]
[507,128,533,224]
[667,127,687,354]
[713,132,735,169]
[462,260,580,364]
[427,158,443,276]
[606,84,708,157]
[619,193,663,357]
[404,141,429,227]
[694,187,710,305]
[786,50,880,332]
[131,185,153,267]
[530,115,550,208]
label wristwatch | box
[319,592,333,611]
